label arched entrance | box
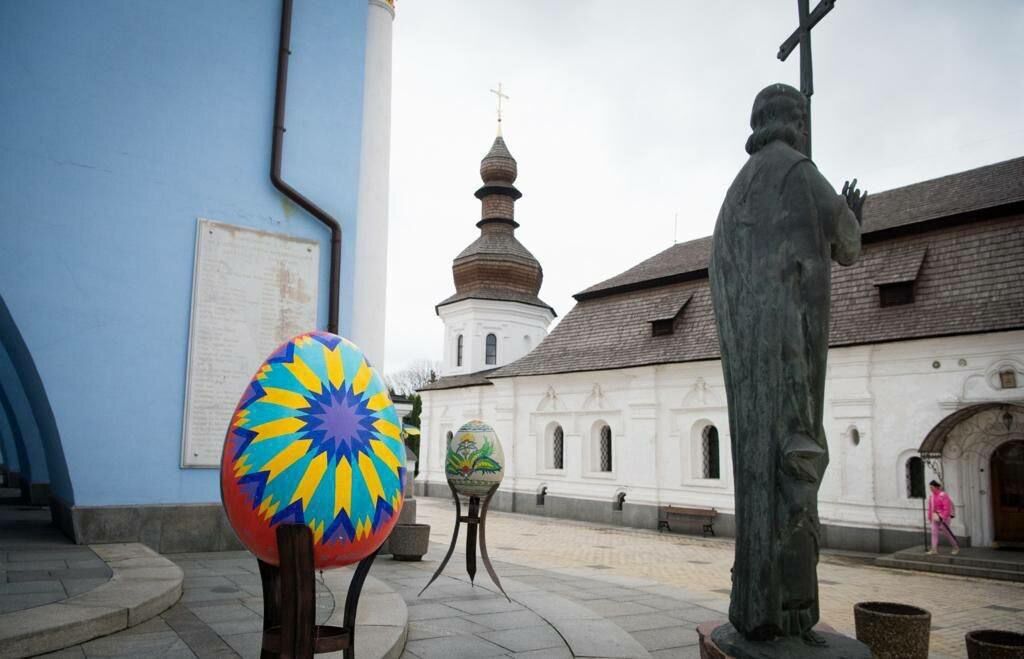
[991,439,1024,546]
[919,403,1024,547]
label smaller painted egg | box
[445,420,505,497]
[220,332,405,568]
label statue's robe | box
[709,140,860,640]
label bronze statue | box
[709,83,865,645]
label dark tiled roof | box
[871,245,927,285]
[576,236,712,300]
[419,369,498,392]
[435,287,555,314]
[492,212,1024,378]
[577,157,1024,300]
[454,231,540,263]
[648,292,693,322]
[863,156,1024,234]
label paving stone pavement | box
[413,496,1024,658]
[14,495,1023,657]
[49,551,335,658]
[0,506,112,616]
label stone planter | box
[966,630,1024,659]
[854,601,931,659]
[389,523,430,561]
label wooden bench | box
[658,505,717,537]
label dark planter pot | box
[854,601,931,659]
[966,630,1024,659]
[389,523,430,561]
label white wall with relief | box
[420,329,1024,548]
[438,298,554,376]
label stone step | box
[0,543,184,658]
[320,569,408,659]
[887,550,1024,574]
[876,556,1024,583]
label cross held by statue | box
[777,0,835,159]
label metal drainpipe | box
[271,0,342,334]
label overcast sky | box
[382,0,1024,374]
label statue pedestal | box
[697,622,871,659]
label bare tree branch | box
[385,359,441,396]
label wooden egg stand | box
[257,524,378,659]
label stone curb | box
[0,543,183,659]
[320,567,409,659]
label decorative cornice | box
[370,0,395,19]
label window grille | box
[906,457,925,498]
[456,335,463,367]
[599,425,612,472]
[702,425,720,479]
[553,426,564,470]
[485,333,497,365]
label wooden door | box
[992,440,1024,545]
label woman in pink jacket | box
[927,480,959,555]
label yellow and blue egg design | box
[220,332,404,568]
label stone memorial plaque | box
[181,219,319,467]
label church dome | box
[480,136,518,184]
[436,134,553,315]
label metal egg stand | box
[418,481,509,601]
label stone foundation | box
[416,481,942,553]
[698,621,871,658]
[51,498,244,553]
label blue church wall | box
[0,1,368,507]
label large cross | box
[777,0,835,159]
[490,83,509,126]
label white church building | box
[418,136,1024,554]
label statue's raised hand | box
[842,179,867,224]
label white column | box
[350,0,394,365]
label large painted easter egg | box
[220,332,405,568]
[445,420,505,497]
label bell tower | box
[436,129,555,375]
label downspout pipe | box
[271,0,342,334]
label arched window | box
[537,485,548,506]
[553,425,564,470]
[446,430,453,443]
[485,333,497,365]
[906,456,925,499]
[599,425,612,472]
[702,425,720,479]
[613,491,626,511]
[456,335,463,367]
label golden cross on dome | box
[489,83,509,126]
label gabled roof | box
[423,157,1024,385]
[576,157,1024,301]
[419,368,497,392]
[492,212,1024,379]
